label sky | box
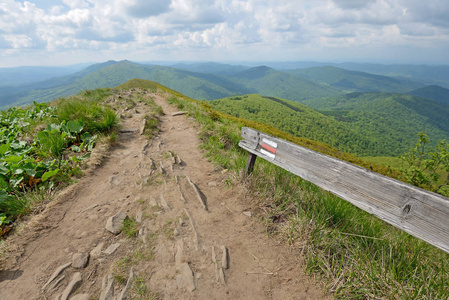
[0,0,448,67]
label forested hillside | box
[211,95,377,156]
[170,62,249,75]
[229,66,341,101]
[407,85,449,104]
[211,93,449,157]
[323,63,449,89]
[0,61,248,109]
[0,61,344,109]
[287,66,423,93]
[304,92,449,155]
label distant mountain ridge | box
[2,60,449,158]
[0,60,341,109]
[255,61,449,88]
[170,62,249,76]
[0,64,90,87]
[407,85,449,104]
[287,66,423,93]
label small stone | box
[72,252,90,269]
[175,239,183,265]
[140,119,146,135]
[120,128,138,133]
[48,274,65,291]
[99,273,114,300]
[176,263,196,292]
[149,198,158,207]
[242,211,252,217]
[160,194,171,212]
[81,204,99,213]
[217,268,226,285]
[171,111,188,116]
[90,242,104,258]
[136,210,143,223]
[221,246,229,269]
[103,243,121,255]
[106,211,127,234]
[42,262,72,291]
[117,269,136,300]
[60,272,82,300]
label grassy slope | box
[148,81,448,299]
[0,88,120,230]
[287,66,423,93]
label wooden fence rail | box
[238,127,449,254]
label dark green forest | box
[211,93,449,157]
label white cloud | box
[125,0,171,18]
[62,0,90,9]
[0,0,448,66]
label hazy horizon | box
[2,59,449,70]
[1,0,449,68]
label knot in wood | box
[402,204,412,215]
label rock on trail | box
[0,90,328,300]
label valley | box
[2,60,449,161]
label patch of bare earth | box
[0,91,329,300]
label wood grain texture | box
[239,127,449,254]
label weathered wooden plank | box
[239,127,449,254]
[241,127,259,150]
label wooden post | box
[245,153,257,175]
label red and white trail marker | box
[260,138,277,159]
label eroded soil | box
[0,91,329,300]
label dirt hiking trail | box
[0,91,328,299]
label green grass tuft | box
[122,217,139,238]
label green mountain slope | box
[170,62,249,76]
[0,61,251,109]
[211,93,449,157]
[407,85,449,104]
[0,64,89,87]
[210,94,384,156]
[0,61,123,108]
[286,66,423,93]
[230,66,341,102]
[303,92,449,156]
[332,63,449,89]
[1,61,342,110]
